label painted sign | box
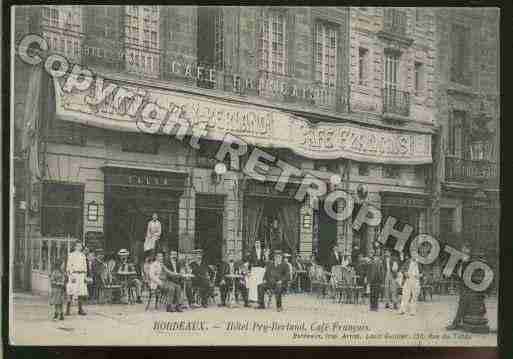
[54,76,432,164]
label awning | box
[53,74,432,165]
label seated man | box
[191,256,213,308]
[218,252,249,307]
[148,251,184,312]
[257,251,290,312]
[167,251,196,308]
[115,249,143,304]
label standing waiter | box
[144,213,161,256]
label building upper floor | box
[434,8,499,188]
[14,5,449,133]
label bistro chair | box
[98,259,122,304]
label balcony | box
[445,157,498,183]
[382,87,410,119]
[378,9,413,47]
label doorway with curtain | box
[104,186,179,263]
[243,196,300,258]
[195,194,225,265]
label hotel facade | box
[12,6,499,293]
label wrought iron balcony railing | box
[382,87,410,117]
[383,8,408,37]
[445,157,498,183]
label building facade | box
[12,6,498,293]
[434,8,500,280]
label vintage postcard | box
[9,5,499,346]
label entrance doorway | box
[244,197,300,257]
[195,195,224,265]
[315,201,338,267]
[105,186,179,263]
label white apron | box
[248,267,266,302]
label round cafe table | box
[224,274,242,306]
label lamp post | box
[460,106,494,334]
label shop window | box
[383,165,400,179]
[358,162,370,176]
[121,133,159,154]
[315,22,338,88]
[41,182,84,239]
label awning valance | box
[54,75,432,165]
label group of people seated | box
[80,244,299,313]
[59,238,435,318]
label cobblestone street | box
[10,292,497,346]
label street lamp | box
[460,103,494,334]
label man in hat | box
[257,251,290,311]
[218,252,249,307]
[66,241,88,316]
[115,249,143,304]
[283,253,294,293]
[366,250,384,311]
[399,254,420,316]
[382,249,400,310]
[144,213,161,255]
[148,251,184,312]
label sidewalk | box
[9,292,497,346]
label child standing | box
[50,258,66,321]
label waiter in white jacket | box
[66,241,88,316]
[399,255,420,316]
[144,213,162,255]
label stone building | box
[433,8,500,276]
[11,6,498,293]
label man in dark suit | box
[382,249,400,309]
[446,244,471,330]
[191,255,213,308]
[166,251,195,308]
[257,251,291,311]
[366,250,384,311]
[217,252,249,307]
